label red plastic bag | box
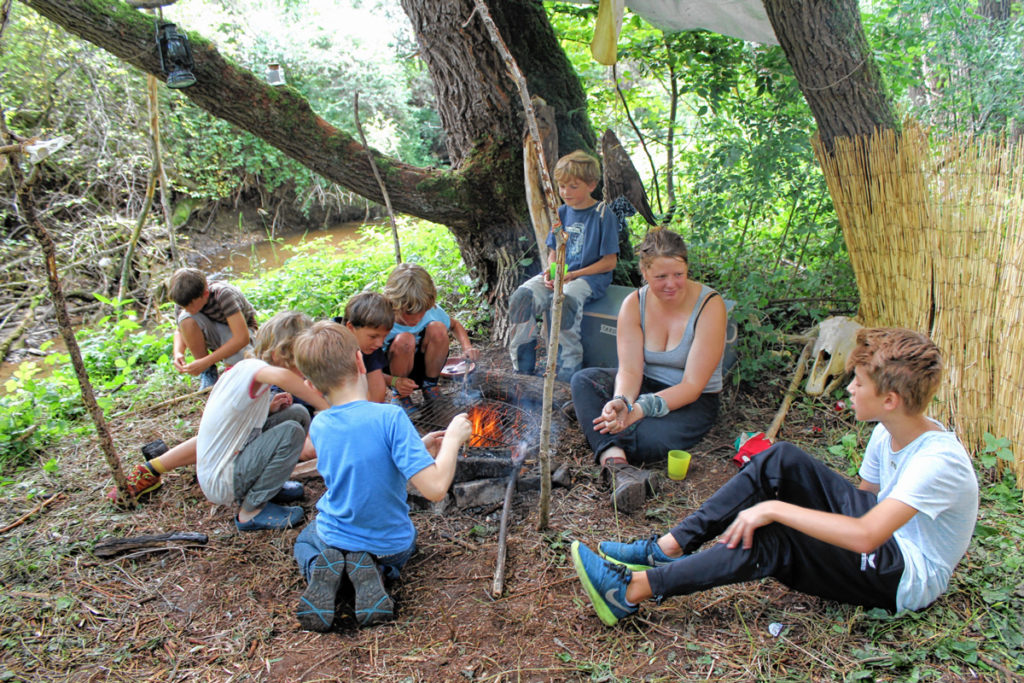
[732,432,773,468]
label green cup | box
[667,450,691,481]
[549,262,569,280]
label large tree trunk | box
[762,0,899,152]
[19,0,593,337]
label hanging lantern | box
[157,22,196,89]
[265,63,286,86]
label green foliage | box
[864,0,1024,136]
[828,432,862,475]
[236,218,488,332]
[0,300,178,473]
[979,432,1013,470]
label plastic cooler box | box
[581,285,634,369]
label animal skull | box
[805,317,863,396]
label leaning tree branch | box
[354,93,401,265]
[1,112,134,506]
[20,0,485,229]
[469,0,563,531]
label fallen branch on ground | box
[93,531,209,558]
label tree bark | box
[20,0,594,336]
[762,0,899,152]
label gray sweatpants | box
[508,272,592,371]
[231,404,309,512]
[177,310,252,367]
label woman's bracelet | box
[612,394,633,412]
[635,393,669,418]
[390,375,398,388]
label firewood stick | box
[765,339,815,442]
[491,450,527,598]
[93,531,209,558]
[0,492,63,534]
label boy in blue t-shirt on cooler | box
[291,321,472,631]
[571,327,979,625]
[382,262,478,412]
[508,149,619,382]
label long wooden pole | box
[354,93,402,264]
[1,115,134,506]
[469,0,564,531]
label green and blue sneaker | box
[599,534,676,571]
[571,540,638,626]
[296,547,347,632]
[346,551,394,626]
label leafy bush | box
[0,300,178,472]
[236,218,488,331]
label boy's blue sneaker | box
[599,535,676,571]
[571,540,637,626]
[296,547,347,632]
[235,502,304,532]
[270,480,305,504]
[421,384,442,402]
[390,391,416,416]
[199,365,219,389]
[345,551,394,626]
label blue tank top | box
[639,284,724,392]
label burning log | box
[492,446,528,598]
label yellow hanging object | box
[590,0,625,66]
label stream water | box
[0,221,370,390]
[204,220,366,276]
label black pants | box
[570,367,719,465]
[646,442,904,611]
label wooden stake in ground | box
[469,0,565,532]
[765,339,815,443]
[492,446,528,598]
[1,113,135,506]
[354,93,402,265]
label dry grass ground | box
[0,347,1016,682]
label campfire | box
[412,392,536,456]
[467,402,515,449]
[408,378,544,510]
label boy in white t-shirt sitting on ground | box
[571,327,979,624]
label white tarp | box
[577,0,778,46]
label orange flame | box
[467,403,506,449]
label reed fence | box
[814,122,1024,486]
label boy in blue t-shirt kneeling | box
[292,321,472,631]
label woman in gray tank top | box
[569,229,727,513]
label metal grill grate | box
[411,395,537,451]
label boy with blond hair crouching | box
[572,328,978,625]
[109,311,330,526]
[291,321,472,630]
[382,263,478,412]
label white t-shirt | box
[859,421,978,611]
[196,358,272,505]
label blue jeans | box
[294,518,416,583]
